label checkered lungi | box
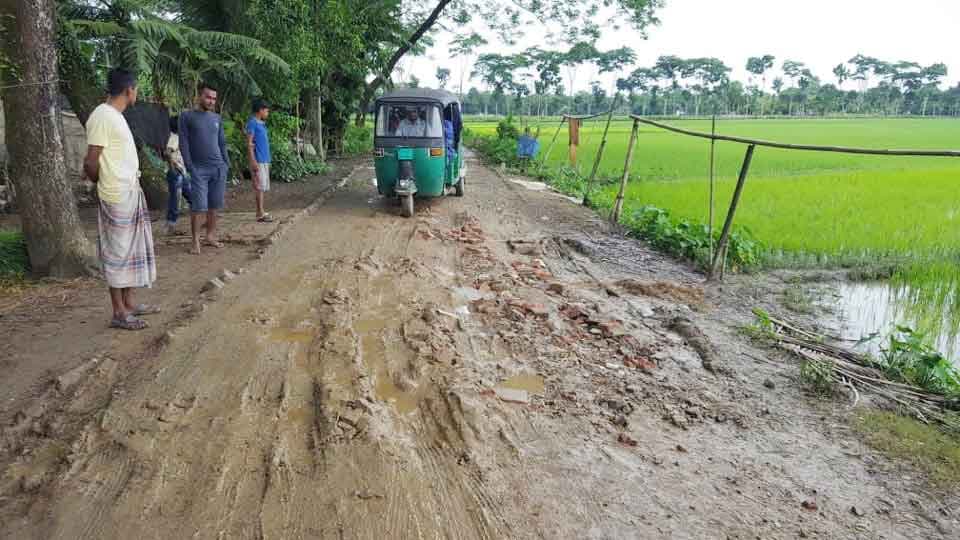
[97,187,157,288]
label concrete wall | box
[0,98,90,211]
[0,98,86,180]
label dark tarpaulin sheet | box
[123,103,170,151]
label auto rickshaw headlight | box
[430,147,444,157]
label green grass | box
[0,229,28,277]
[854,411,960,487]
[470,118,960,263]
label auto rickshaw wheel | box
[400,193,414,217]
[454,175,465,197]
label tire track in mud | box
[19,167,508,539]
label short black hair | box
[107,68,137,97]
[252,98,270,114]
[169,115,179,133]
[199,82,217,95]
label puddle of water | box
[269,328,315,343]
[498,374,545,395]
[509,179,549,191]
[508,179,583,205]
[452,286,484,303]
[835,282,960,366]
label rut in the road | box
[26,169,509,540]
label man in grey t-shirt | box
[180,83,230,255]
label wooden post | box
[611,119,640,223]
[583,97,617,206]
[708,114,716,262]
[709,144,756,280]
[537,117,566,173]
[568,118,580,166]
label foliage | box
[799,358,837,396]
[495,116,520,140]
[619,205,761,270]
[58,2,291,112]
[855,411,960,486]
[342,123,372,155]
[874,327,960,397]
[0,230,29,277]
[270,145,329,183]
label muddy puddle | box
[493,373,545,404]
[834,281,960,366]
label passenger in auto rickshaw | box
[397,107,426,137]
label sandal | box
[131,303,161,316]
[109,314,149,331]
[203,239,225,249]
[256,214,274,223]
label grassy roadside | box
[855,411,960,487]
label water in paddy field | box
[835,281,960,367]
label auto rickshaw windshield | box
[375,103,443,138]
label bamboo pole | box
[709,144,756,280]
[611,119,640,223]
[536,117,566,173]
[708,114,716,263]
[583,96,618,206]
[631,116,960,157]
[568,118,578,166]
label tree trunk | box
[1,0,97,276]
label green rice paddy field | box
[468,118,960,262]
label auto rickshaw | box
[373,89,464,217]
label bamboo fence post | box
[708,114,716,262]
[583,96,618,206]
[611,118,640,223]
[537,117,566,173]
[568,118,579,166]
[709,144,756,280]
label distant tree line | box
[450,51,959,117]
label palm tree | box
[58,1,290,120]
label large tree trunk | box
[1,0,97,276]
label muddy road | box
[2,157,957,539]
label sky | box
[404,0,960,94]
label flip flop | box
[131,303,161,316]
[109,314,149,331]
[256,214,274,223]
[203,239,225,248]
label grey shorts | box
[190,166,227,212]
[255,163,270,192]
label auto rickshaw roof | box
[376,88,460,106]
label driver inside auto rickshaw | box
[397,107,426,137]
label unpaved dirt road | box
[2,156,957,539]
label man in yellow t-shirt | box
[83,68,158,331]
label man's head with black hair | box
[198,83,218,112]
[107,68,138,106]
[252,98,270,120]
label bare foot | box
[190,244,201,255]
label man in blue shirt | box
[246,99,273,222]
[179,83,230,255]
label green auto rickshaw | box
[373,89,464,217]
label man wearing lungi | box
[179,83,231,255]
[83,68,159,331]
